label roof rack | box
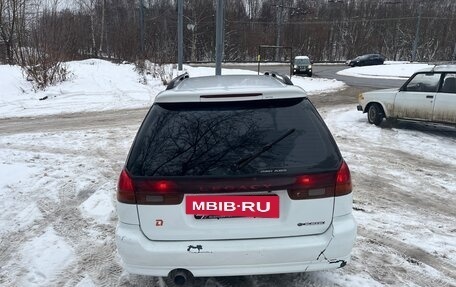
[263,71,294,86]
[166,72,189,90]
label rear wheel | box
[367,104,384,126]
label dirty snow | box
[323,106,456,264]
[19,227,74,286]
[0,127,130,286]
[0,103,455,286]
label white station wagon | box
[358,65,456,126]
[116,72,356,285]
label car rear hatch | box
[122,98,346,241]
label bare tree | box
[0,0,24,64]
[14,0,69,89]
[4,0,456,66]
[76,0,97,56]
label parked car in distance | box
[293,55,312,76]
[346,54,385,67]
[117,72,356,284]
[357,65,456,126]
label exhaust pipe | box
[167,269,194,287]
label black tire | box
[308,73,312,77]
[367,104,384,126]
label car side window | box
[404,73,441,93]
[440,73,456,94]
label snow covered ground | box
[337,62,434,79]
[0,104,455,286]
[0,59,345,119]
[0,60,455,286]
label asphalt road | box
[225,64,407,89]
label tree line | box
[1,0,456,66]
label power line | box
[226,16,455,25]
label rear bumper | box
[357,104,363,111]
[116,213,356,277]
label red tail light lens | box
[287,161,352,200]
[117,169,136,204]
[288,173,335,200]
[157,181,170,191]
[335,161,352,196]
[117,171,182,205]
[134,180,183,205]
[296,175,313,185]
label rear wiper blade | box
[233,128,295,170]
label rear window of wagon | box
[127,98,341,177]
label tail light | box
[335,161,352,196]
[117,170,183,205]
[287,161,352,200]
[134,180,183,205]
[119,161,352,205]
[288,173,335,200]
[117,169,136,204]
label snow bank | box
[338,62,433,79]
[0,59,345,119]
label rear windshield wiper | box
[233,128,295,171]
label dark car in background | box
[346,54,385,67]
[292,56,313,77]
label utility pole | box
[178,0,183,71]
[274,1,306,62]
[100,0,106,55]
[411,3,421,62]
[215,0,224,75]
[452,42,456,63]
[275,0,284,61]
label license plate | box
[185,195,279,218]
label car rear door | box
[368,55,376,65]
[393,72,441,121]
[127,98,342,241]
[433,73,456,124]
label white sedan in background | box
[357,65,456,126]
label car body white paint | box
[358,65,456,125]
[117,73,356,277]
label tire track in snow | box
[358,228,456,286]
